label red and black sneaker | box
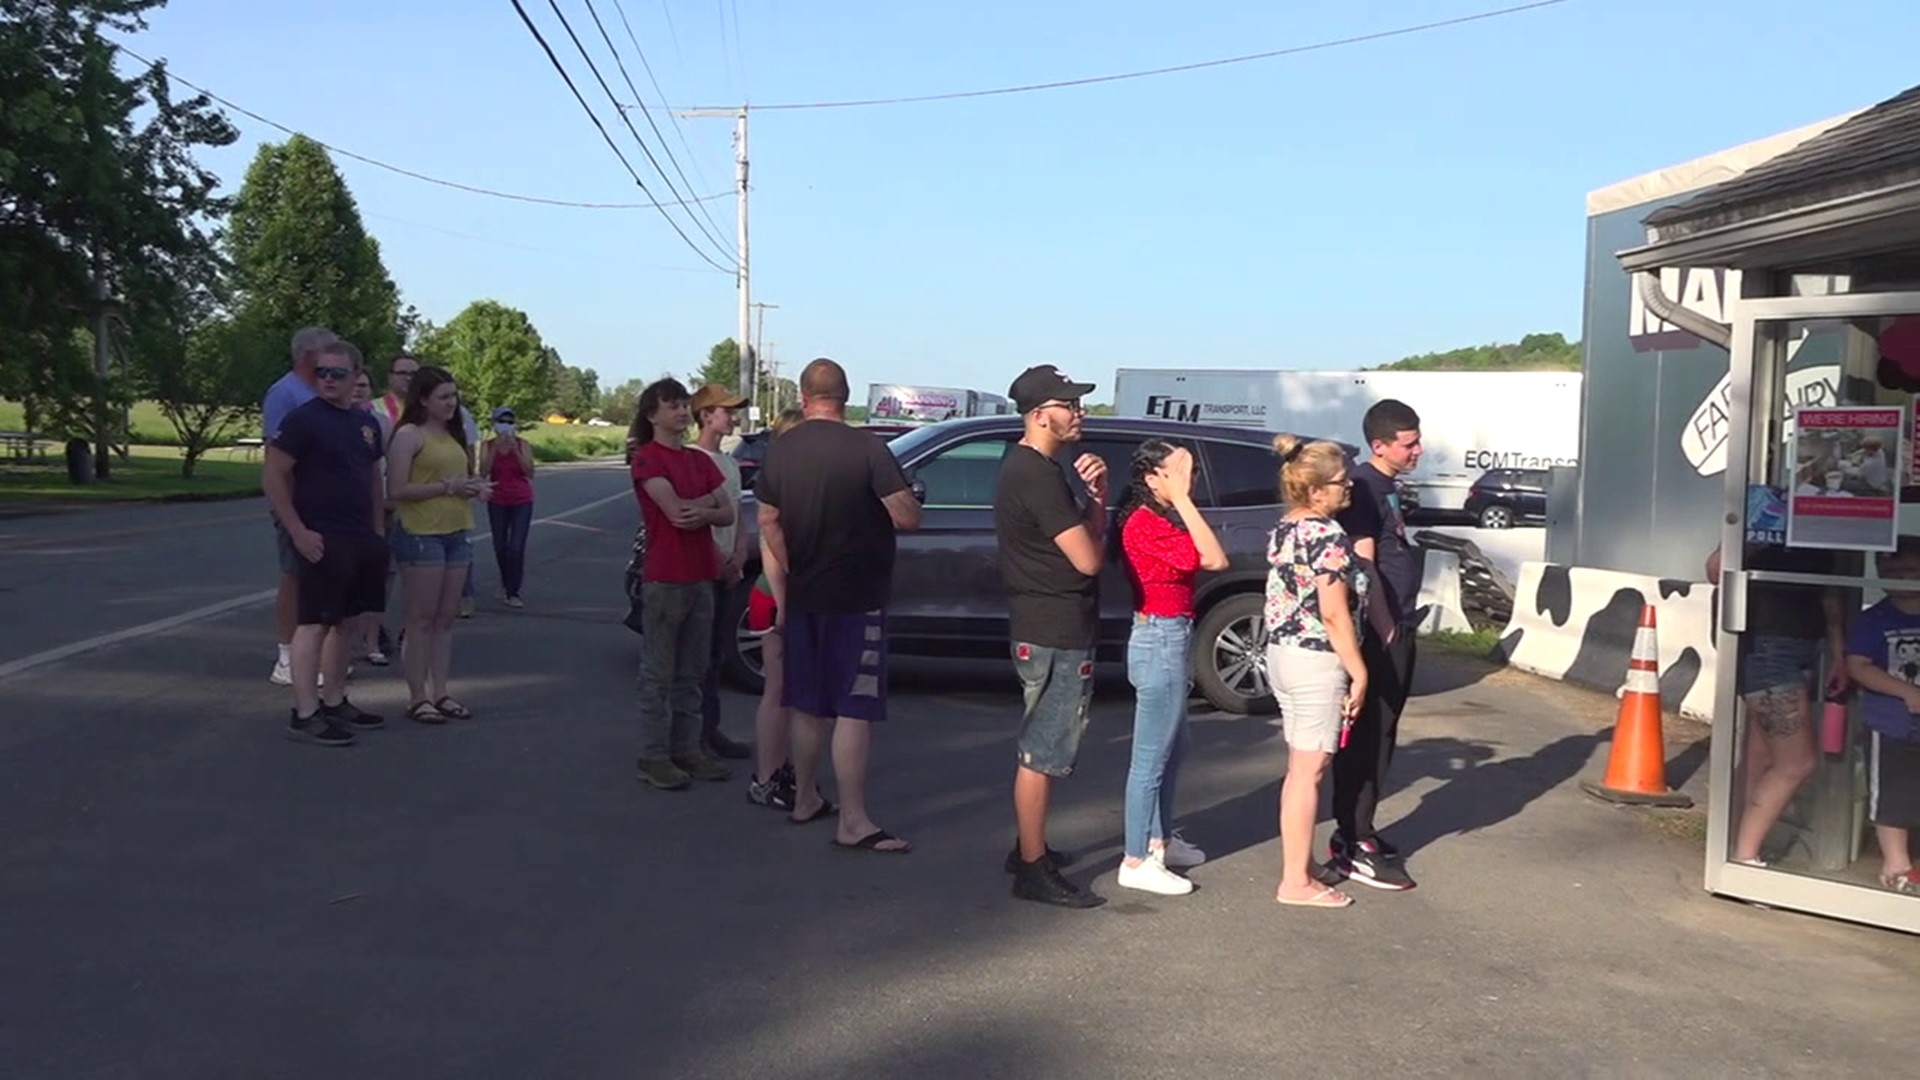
[1330,832,1416,891]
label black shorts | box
[782,609,889,722]
[295,532,389,628]
[1870,732,1920,830]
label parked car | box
[734,423,915,489]
[717,416,1356,714]
[1463,467,1550,528]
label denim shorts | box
[1012,642,1095,778]
[390,524,472,568]
[1737,634,1818,696]
[272,518,300,575]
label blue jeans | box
[1124,614,1192,860]
[488,501,534,598]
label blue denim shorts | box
[390,524,472,568]
[1013,642,1095,778]
[1737,634,1818,696]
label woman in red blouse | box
[1116,440,1229,896]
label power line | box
[538,0,738,264]
[592,0,733,250]
[508,0,736,273]
[613,0,718,195]
[113,43,731,213]
[691,0,1572,112]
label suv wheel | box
[1192,592,1274,715]
[1478,504,1514,529]
[718,579,767,694]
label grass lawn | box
[1421,627,1505,659]
[0,444,263,503]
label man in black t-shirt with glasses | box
[995,364,1110,908]
[1331,398,1423,891]
[755,358,924,854]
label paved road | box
[2,466,1917,1078]
[0,462,635,678]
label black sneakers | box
[1010,853,1104,909]
[324,698,384,730]
[1329,832,1416,891]
[286,709,355,747]
[747,764,798,811]
[1003,843,1072,875]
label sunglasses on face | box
[315,366,353,381]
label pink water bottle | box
[1820,694,1849,756]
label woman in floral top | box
[1264,433,1371,909]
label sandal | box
[1880,868,1918,893]
[833,829,911,855]
[407,701,447,725]
[1277,885,1354,909]
[789,798,838,825]
[434,697,473,720]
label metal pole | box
[735,109,752,417]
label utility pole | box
[678,106,752,420]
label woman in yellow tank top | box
[386,366,492,724]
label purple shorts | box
[782,609,889,722]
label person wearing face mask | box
[479,407,536,608]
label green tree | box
[597,377,645,426]
[1,0,237,476]
[544,356,600,420]
[692,337,742,391]
[225,134,402,367]
[1373,332,1582,372]
[415,300,553,419]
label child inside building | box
[1843,534,1920,894]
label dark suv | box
[1463,468,1549,528]
[717,416,1354,714]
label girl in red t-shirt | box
[1116,440,1229,896]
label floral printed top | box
[1263,514,1370,653]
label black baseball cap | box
[1009,365,1097,414]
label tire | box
[1478,504,1514,529]
[717,578,767,694]
[1192,591,1274,715]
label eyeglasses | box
[1040,401,1085,415]
[315,366,352,381]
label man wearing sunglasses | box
[263,327,338,686]
[263,340,390,747]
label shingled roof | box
[1643,84,1920,237]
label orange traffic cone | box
[1580,603,1694,809]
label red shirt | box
[1122,508,1202,617]
[631,441,725,584]
[487,440,535,506]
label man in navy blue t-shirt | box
[1331,398,1424,891]
[264,340,389,747]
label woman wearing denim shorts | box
[1709,541,1847,866]
[1114,439,1229,897]
[1264,434,1372,910]
[386,367,491,724]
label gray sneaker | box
[673,751,733,783]
[636,757,692,790]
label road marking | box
[0,486,634,684]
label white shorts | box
[1268,643,1349,754]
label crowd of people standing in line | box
[260,328,543,746]
[620,352,1429,908]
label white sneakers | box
[1118,856,1193,896]
[1115,833,1209,896]
[268,656,324,688]
[1163,832,1207,869]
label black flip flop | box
[834,829,911,855]
[789,798,837,825]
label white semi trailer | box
[1112,368,1582,512]
[866,384,1011,423]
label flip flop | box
[789,798,838,825]
[434,697,473,720]
[1277,885,1353,909]
[407,701,447,726]
[834,829,911,855]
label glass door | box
[1712,290,1920,933]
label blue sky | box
[132,0,1920,402]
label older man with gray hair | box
[265,326,339,686]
